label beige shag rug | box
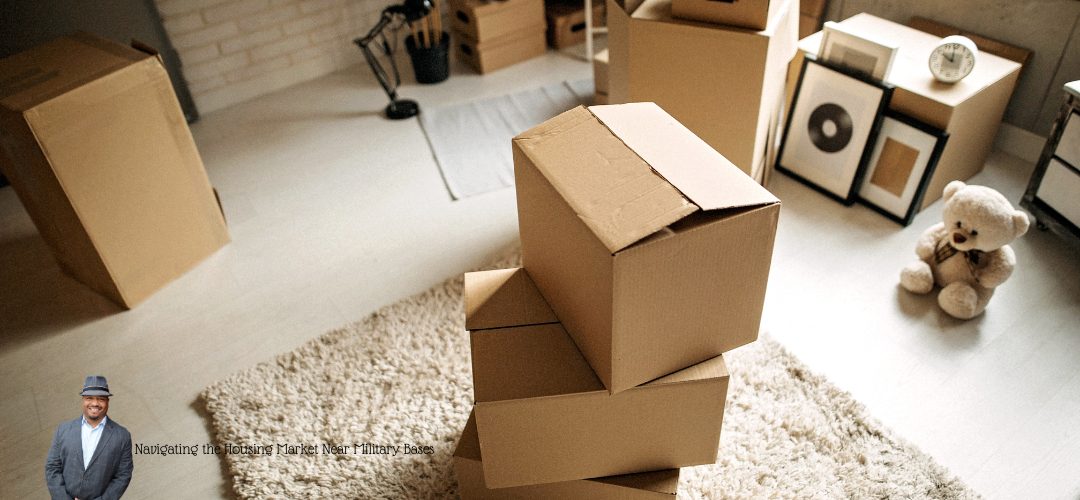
[201,250,978,499]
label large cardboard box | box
[798,13,819,39]
[671,0,780,30]
[0,33,229,308]
[450,0,546,41]
[797,0,825,39]
[545,0,605,49]
[454,412,680,499]
[788,14,1021,208]
[799,0,826,17]
[513,103,779,394]
[615,0,798,178]
[456,28,547,74]
[465,267,729,487]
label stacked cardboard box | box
[450,0,547,74]
[544,0,605,49]
[606,0,798,182]
[454,102,780,496]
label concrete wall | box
[825,0,1080,136]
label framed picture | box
[856,112,949,226]
[777,56,893,204]
[818,21,899,81]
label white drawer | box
[1056,111,1080,167]
[1037,158,1080,228]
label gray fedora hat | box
[80,375,112,397]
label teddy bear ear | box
[1013,210,1030,237]
[943,180,966,201]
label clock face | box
[929,42,976,83]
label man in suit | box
[45,376,134,500]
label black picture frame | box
[855,111,949,226]
[776,56,893,205]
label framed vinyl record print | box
[777,57,893,204]
[857,112,949,226]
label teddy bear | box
[899,180,1029,319]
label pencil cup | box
[406,32,450,84]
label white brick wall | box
[156,0,411,114]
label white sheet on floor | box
[420,79,594,200]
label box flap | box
[514,105,697,253]
[471,323,605,401]
[465,268,558,330]
[591,469,680,495]
[644,354,728,386]
[590,103,780,212]
[0,32,147,112]
[453,412,482,461]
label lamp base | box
[385,99,419,120]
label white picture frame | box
[818,21,899,81]
[856,112,948,226]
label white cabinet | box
[1023,81,1080,239]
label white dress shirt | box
[81,415,107,469]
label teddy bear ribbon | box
[933,238,985,267]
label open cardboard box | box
[465,268,729,488]
[606,0,798,177]
[514,103,779,394]
[0,33,229,308]
[454,411,680,499]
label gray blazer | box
[45,417,133,500]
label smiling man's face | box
[82,396,109,425]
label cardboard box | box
[799,0,826,17]
[604,0,644,105]
[465,267,729,488]
[450,0,546,41]
[455,28,547,74]
[454,412,680,499]
[672,0,780,31]
[616,0,798,177]
[798,13,819,39]
[788,14,1021,208]
[514,103,779,394]
[593,48,610,94]
[0,33,229,308]
[545,0,605,49]
[595,91,609,104]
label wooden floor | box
[1,51,1077,500]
